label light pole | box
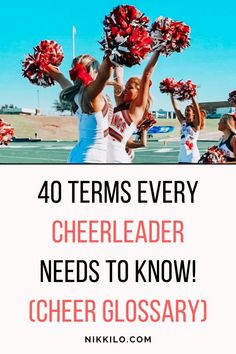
[36,89,40,115]
[72,25,76,59]
[37,89,40,109]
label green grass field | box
[0,140,215,164]
[0,116,221,163]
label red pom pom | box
[22,40,64,87]
[228,90,236,105]
[35,40,64,66]
[176,80,197,101]
[100,5,153,67]
[160,78,197,101]
[0,119,14,145]
[150,17,190,56]
[198,146,226,164]
[159,77,180,94]
[138,111,156,130]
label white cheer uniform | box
[107,104,137,163]
[178,122,200,163]
[68,94,113,163]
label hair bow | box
[69,63,93,86]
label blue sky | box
[0,0,235,114]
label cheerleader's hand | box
[138,124,146,132]
[44,64,63,82]
[138,117,155,131]
[43,64,72,89]
[114,83,124,97]
[107,81,124,96]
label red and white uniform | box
[107,104,137,163]
[178,122,200,163]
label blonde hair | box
[221,114,236,134]
[60,54,100,113]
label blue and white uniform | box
[218,133,235,162]
[107,104,137,163]
[68,94,113,163]
[178,122,200,163]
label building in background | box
[152,109,176,119]
[0,105,40,115]
[199,101,235,118]
[152,102,235,120]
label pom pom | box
[0,119,14,145]
[35,40,64,66]
[150,17,190,56]
[228,90,236,106]
[160,78,196,100]
[22,53,54,87]
[22,40,64,87]
[198,146,226,164]
[138,111,156,131]
[159,77,180,94]
[100,5,153,67]
[175,80,197,101]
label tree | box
[1,104,9,109]
[0,104,20,114]
[52,100,73,115]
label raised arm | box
[130,51,160,122]
[191,97,201,130]
[112,66,124,105]
[46,64,73,90]
[170,93,185,124]
[86,57,113,102]
[200,110,206,130]
[136,51,159,108]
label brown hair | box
[200,110,206,130]
[186,104,205,130]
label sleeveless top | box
[107,103,137,163]
[67,93,113,163]
[218,133,235,162]
[178,122,200,163]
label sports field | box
[0,140,215,164]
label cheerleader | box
[46,55,113,163]
[218,114,236,162]
[170,94,205,163]
[107,51,159,163]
